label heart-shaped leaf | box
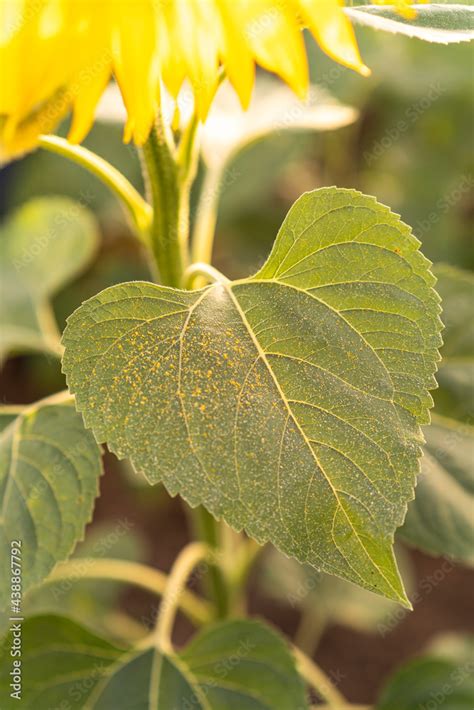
[346,4,474,44]
[400,265,474,563]
[0,398,103,608]
[63,187,442,604]
[0,616,307,709]
[0,197,98,359]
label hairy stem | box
[47,558,213,628]
[140,116,190,287]
[154,542,211,652]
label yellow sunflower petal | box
[1,0,376,160]
[163,0,221,121]
[64,2,112,144]
[112,0,160,144]
[298,0,370,77]
[240,0,309,98]
[0,87,70,164]
[216,0,255,110]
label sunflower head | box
[0,0,373,162]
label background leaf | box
[63,187,442,603]
[376,633,474,710]
[0,399,103,608]
[400,265,474,563]
[0,197,99,359]
[346,4,474,44]
[200,79,358,170]
[430,264,474,421]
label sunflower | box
[0,0,372,161]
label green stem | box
[183,262,230,290]
[294,603,327,657]
[36,300,64,358]
[190,507,230,619]
[191,163,223,268]
[154,542,211,652]
[190,68,228,270]
[140,116,189,287]
[46,558,213,627]
[38,135,152,238]
[293,645,347,706]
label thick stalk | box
[190,507,230,619]
[140,118,189,287]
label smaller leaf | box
[0,399,103,608]
[1,615,308,709]
[346,4,474,44]
[401,416,474,564]
[91,619,308,709]
[377,633,474,710]
[0,615,123,709]
[431,264,474,422]
[0,197,99,359]
[400,265,474,564]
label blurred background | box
[0,24,473,704]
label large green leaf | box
[400,265,474,563]
[62,187,442,604]
[377,633,474,710]
[346,4,474,44]
[0,197,99,359]
[0,615,307,709]
[0,399,103,608]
